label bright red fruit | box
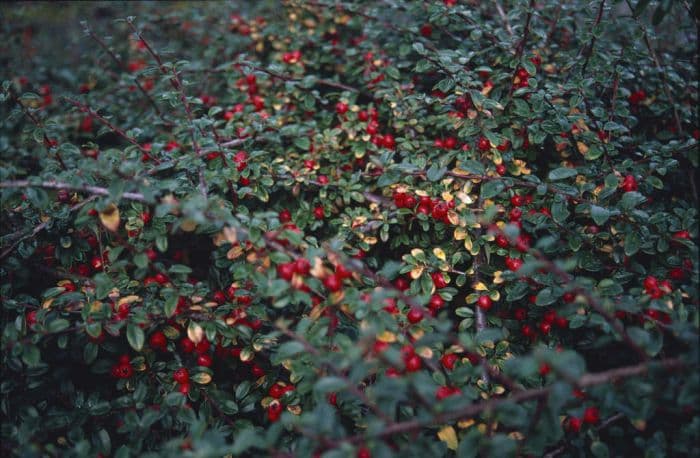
[335,102,348,114]
[441,353,458,370]
[404,354,422,372]
[431,272,448,288]
[323,273,342,292]
[267,401,283,422]
[197,354,213,367]
[406,308,424,324]
[277,262,296,281]
[583,406,600,424]
[149,331,167,351]
[173,368,189,384]
[477,136,491,151]
[313,205,325,220]
[477,295,493,311]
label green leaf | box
[275,341,305,359]
[624,231,641,256]
[314,377,346,393]
[47,318,70,333]
[426,164,447,181]
[535,288,558,306]
[480,180,505,199]
[548,167,578,180]
[590,205,611,225]
[126,324,145,351]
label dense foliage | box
[1,1,698,456]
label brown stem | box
[83,23,169,124]
[339,358,687,445]
[580,0,606,76]
[0,180,147,202]
[0,195,98,260]
[62,97,148,152]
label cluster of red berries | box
[565,406,600,433]
[433,136,458,149]
[628,89,646,105]
[111,355,134,379]
[512,67,532,90]
[392,191,455,224]
[643,275,673,300]
[267,382,295,422]
[435,385,461,400]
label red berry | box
[180,338,195,353]
[313,205,325,220]
[643,276,658,291]
[477,136,490,151]
[477,295,493,311]
[149,331,167,351]
[420,24,432,37]
[582,406,600,425]
[428,294,445,310]
[441,353,458,370]
[195,339,211,355]
[279,209,292,223]
[431,272,448,289]
[510,195,525,207]
[197,354,213,367]
[173,368,189,384]
[213,290,227,304]
[620,175,638,192]
[294,258,311,275]
[673,230,690,240]
[323,273,342,292]
[267,401,283,422]
[406,307,424,324]
[335,102,348,115]
[539,363,551,376]
[566,416,583,433]
[404,354,422,372]
[277,262,296,281]
[435,385,460,400]
[357,447,371,458]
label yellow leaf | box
[191,372,212,384]
[181,219,197,232]
[464,236,473,252]
[227,245,244,260]
[99,204,120,232]
[447,211,460,225]
[240,348,254,362]
[410,248,425,258]
[458,419,475,429]
[377,331,397,343]
[433,248,446,261]
[287,404,302,415]
[187,322,204,344]
[454,227,467,241]
[410,266,424,279]
[493,271,504,284]
[438,426,459,450]
[117,295,142,307]
[576,141,589,155]
[473,282,488,291]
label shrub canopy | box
[1,1,698,457]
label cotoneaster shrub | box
[1,1,698,457]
